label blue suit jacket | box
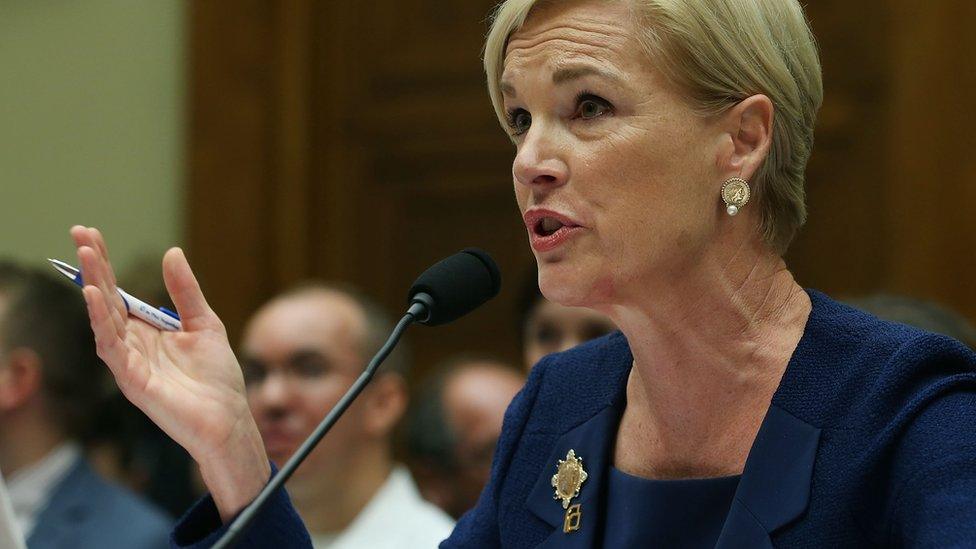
[28,457,171,549]
[172,290,976,548]
[441,290,976,547]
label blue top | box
[602,467,739,548]
[169,290,976,548]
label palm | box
[119,319,246,460]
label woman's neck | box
[606,240,811,479]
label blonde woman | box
[74,0,976,546]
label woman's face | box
[502,0,732,308]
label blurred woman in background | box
[519,271,616,370]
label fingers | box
[71,226,126,317]
[77,245,127,338]
[90,228,118,287]
[162,247,224,333]
[86,227,125,314]
[71,228,222,335]
[82,285,134,380]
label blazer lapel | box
[526,401,624,549]
[715,404,821,549]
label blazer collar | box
[525,401,820,548]
[715,403,821,548]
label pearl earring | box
[721,177,750,216]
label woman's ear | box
[723,94,774,181]
[0,348,43,412]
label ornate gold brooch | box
[551,449,588,509]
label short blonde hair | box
[484,0,823,252]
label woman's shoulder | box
[770,292,976,545]
[778,289,976,430]
[802,289,974,376]
[802,288,973,353]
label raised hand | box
[71,226,270,521]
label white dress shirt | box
[5,442,80,539]
[309,465,455,549]
[0,469,26,549]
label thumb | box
[162,247,223,333]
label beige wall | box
[0,1,184,274]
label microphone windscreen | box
[408,248,501,326]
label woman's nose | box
[512,127,569,189]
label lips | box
[523,209,584,253]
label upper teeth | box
[541,218,564,233]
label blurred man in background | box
[405,356,524,519]
[241,283,453,548]
[0,261,170,549]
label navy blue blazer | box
[172,290,976,548]
[28,457,171,549]
[441,290,976,548]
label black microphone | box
[408,247,502,326]
[213,249,501,548]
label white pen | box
[47,258,182,331]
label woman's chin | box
[537,263,612,309]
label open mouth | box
[523,209,583,252]
[535,217,567,237]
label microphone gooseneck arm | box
[212,296,431,549]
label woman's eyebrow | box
[551,64,621,85]
[500,64,623,98]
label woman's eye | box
[507,109,532,135]
[575,95,612,120]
